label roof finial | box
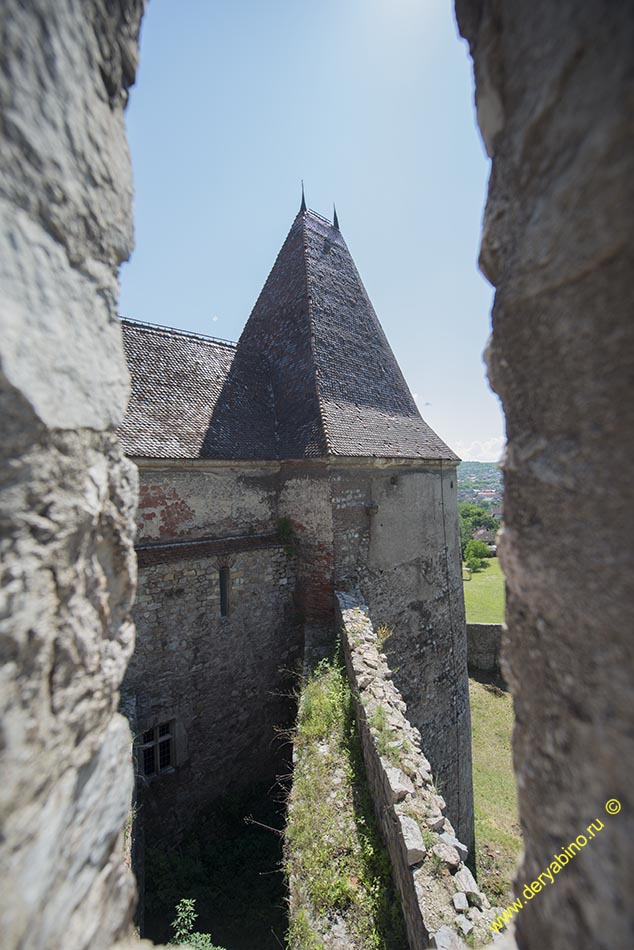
[300,180,306,213]
[333,203,340,230]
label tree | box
[459,503,498,558]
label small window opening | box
[141,721,174,777]
[219,566,231,617]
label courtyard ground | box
[463,557,505,624]
[469,675,522,905]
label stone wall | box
[330,459,474,854]
[128,454,474,862]
[456,2,634,947]
[466,623,502,675]
[125,542,301,842]
[278,461,336,666]
[0,2,144,948]
[336,594,499,948]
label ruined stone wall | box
[456,2,634,947]
[125,542,301,842]
[329,459,474,853]
[0,2,145,948]
[337,593,498,949]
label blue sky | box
[119,0,505,462]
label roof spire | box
[300,180,306,213]
[333,203,340,230]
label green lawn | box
[463,557,505,624]
[470,677,522,904]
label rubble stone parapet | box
[337,592,501,948]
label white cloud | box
[454,436,505,463]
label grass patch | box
[285,657,406,950]
[463,557,505,623]
[470,676,522,903]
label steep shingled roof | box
[118,208,458,462]
[237,209,458,460]
[117,320,277,459]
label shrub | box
[464,539,492,561]
[466,556,486,573]
[169,898,226,950]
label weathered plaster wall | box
[134,460,280,543]
[337,594,498,948]
[456,2,634,947]
[125,545,301,842]
[0,2,144,948]
[330,459,474,854]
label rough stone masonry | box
[456,1,634,948]
[0,2,145,948]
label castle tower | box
[236,205,473,849]
[118,202,474,853]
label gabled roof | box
[118,207,458,462]
[118,320,277,459]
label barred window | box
[141,721,174,777]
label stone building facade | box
[118,206,474,852]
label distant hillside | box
[457,461,503,507]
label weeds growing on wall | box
[284,655,407,949]
[374,624,393,651]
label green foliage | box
[285,656,407,949]
[375,624,393,651]
[465,556,487,573]
[463,556,505,623]
[465,539,492,561]
[465,539,492,573]
[296,658,348,741]
[459,502,498,558]
[169,898,226,950]
[286,909,325,950]
[368,705,400,765]
[421,827,436,850]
